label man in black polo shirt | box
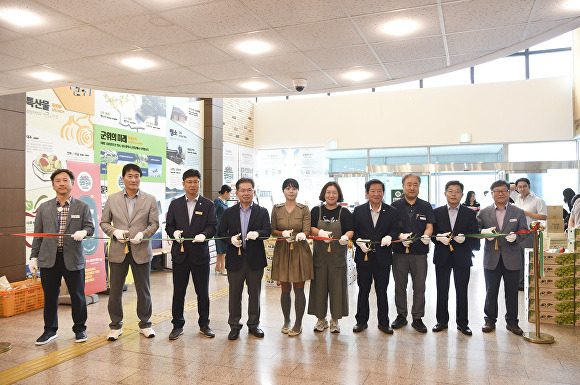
[391,174,435,333]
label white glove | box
[295,232,307,241]
[29,258,38,272]
[318,229,332,243]
[381,235,392,247]
[282,229,293,242]
[339,234,349,246]
[72,230,87,241]
[173,230,183,243]
[113,229,128,243]
[130,232,144,244]
[506,232,517,243]
[436,232,451,246]
[421,234,431,245]
[356,238,370,253]
[194,234,206,243]
[246,231,259,240]
[399,233,412,247]
[481,227,496,241]
[231,233,242,248]
[454,234,466,244]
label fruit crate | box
[0,279,44,317]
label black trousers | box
[227,254,263,330]
[435,258,470,327]
[355,257,391,327]
[171,258,210,328]
[484,256,519,324]
[40,251,87,333]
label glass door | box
[430,172,501,208]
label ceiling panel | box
[0,27,22,43]
[0,72,47,89]
[35,26,139,57]
[0,53,36,71]
[442,0,532,33]
[190,60,261,81]
[276,19,364,51]
[93,50,182,73]
[5,65,85,83]
[95,14,200,48]
[341,0,442,17]
[354,6,442,43]
[271,71,338,90]
[46,57,130,78]
[239,0,346,27]
[526,19,575,40]
[449,51,495,66]
[447,25,526,56]
[0,1,85,35]
[34,0,148,23]
[154,81,238,95]
[243,52,319,75]
[148,40,233,66]
[533,1,580,21]
[304,45,379,70]
[97,67,211,90]
[132,0,212,12]
[385,57,447,78]
[325,65,390,87]
[0,38,79,63]
[159,0,269,39]
[373,36,446,63]
[221,76,290,93]
[206,30,297,59]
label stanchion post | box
[523,223,555,344]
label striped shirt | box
[57,196,72,249]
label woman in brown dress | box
[271,178,314,336]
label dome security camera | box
[293,78,307,92]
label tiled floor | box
[1,250,579,384]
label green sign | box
[391,189,404,203]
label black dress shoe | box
[352,323,368,333]
[411,319,427,333]
[432,323,448,332]
[200,325,215,338]
[506,323,523,336]
[378,324,393,334]
[391,315,408,329]
[249,327,264,338]
[457,325,472,336]
[228,329,240,340]
[169,327,184,340]
[481,322,496,333]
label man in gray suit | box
[100,163,159,341]
[30,169,94,345]
[477,179,528,335]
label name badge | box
[510,218,517,222]
[71,215,80,219]
[417,214,426,221]
[195,211,203,215]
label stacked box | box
[526,250,578,325]
[546,205,564,233]
[566,227,580,252]
[543,231,567,250]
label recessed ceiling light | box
[241,81,268,91]
[382,19,419,36]
[30,71,63,82]
[122,57,155,70]
[564,0,580,10]
[0,8,42,26]
[237,40,271,55]
[343,70,372,81]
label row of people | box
[30,165,529,345]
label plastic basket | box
[0,279,44,317]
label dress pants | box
[172,258,210,328]
[484,256,519,324]
[40,251,87,333]
[392,253,428,319]
[435,258,470,327]
[108,250,152,329]
[355,256,390,326]
[227,253,263,330]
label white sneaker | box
[314,318,328,332]
[330,319,340,333]
[107,329,122,341]
[140,328,156,338]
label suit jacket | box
[30,197,94,271]
[217,203,271,272]
[100,190,160,264]
[433,204,480,268]
[165,195,217,265]
[352,202,401,268]
[477,203,528,271]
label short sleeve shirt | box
[392,197,435,255]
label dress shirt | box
[494,204,507,231]
[370,204,380,228]
[56,196,72,249]
[124,189,140,218]
[240,203,253,248]
[447,204,459,230]
[514,193,547,227]
[186,195,198,223]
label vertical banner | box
[574,28,580,138]
[223,142,239,187]
[67,161,106,294]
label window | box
[375,81,420,92]
[474,55,525,84]
[329,88,372,97]
[508,141,577,162]
[327,149,367,172]
[369,147,428,165]
[528,32,572,51]
[422,68,471,88]
[529,51,572,79]
[430,144,504,163]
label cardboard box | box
[546,205,565,233]
[567,239,580,253]
[528,288,579,301]
[528,310,578,325]
[567,227,580,241]
[533,252,578,266]
[543,231,568,250]
[529,276,578,289]
[527,299,579,313]
[529,264,579,277]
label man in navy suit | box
[352,179,401,334]
[166,169,217,339]
[432,180,480,336]
[218,178,271,340]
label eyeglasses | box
[516,185,529,190]
[492,189,509,194]
[238,189,253,194]
[445,190,463,195]
[184,180,200,185]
